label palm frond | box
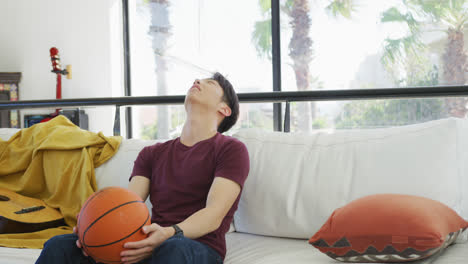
[381,7,420,34]
[280,0,294,16]
[407,0,468,28]
[325,0,357,19]
[259,0,271,15]
[408,0,444,18]
[381,7,407,22]
[382,38,404,65]
[252,19,272,59]
[381,35,425,67]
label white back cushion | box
[0,128,20,141]
[233,118,467,239]
[95,138,161,212]
[95,138,160,189]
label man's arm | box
[121,177,241,263]
[176,176,241,238]
[128,176,151,201]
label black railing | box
[3,86,468,110]
[2,86,468,135]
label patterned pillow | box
[309,194,468,262]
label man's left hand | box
[120,223,174,264]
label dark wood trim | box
[0,73,21,84]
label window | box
[278,0,468,131]
[128,0,272,139]
[126,0,468,137]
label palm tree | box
[289,0,313,131]
[252,0,356,131]
[149,0,171,139]
[381,0,468,117]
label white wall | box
[0,0,124,136]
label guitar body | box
[0,188,66,234]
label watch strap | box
[171,224,184,236]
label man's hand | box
[73,225,89,257]
[120,223,174,264]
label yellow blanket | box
[0,115,122,248]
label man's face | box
[185,78,226,112]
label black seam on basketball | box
[81,210,151,263]
[82,240,122,264]
[82,200,148,248]
[84,207,150,248]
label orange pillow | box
[309,194,468,262]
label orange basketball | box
[77,187,151,264]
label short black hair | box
[213,72,239,133]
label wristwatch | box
[171,224,184,236]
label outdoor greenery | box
[141,122,158,140]
[252,0,466,130]
[252,0,356,131]
[336,45,449,128]
[335,0,467,128]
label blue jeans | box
[35,233,223,264]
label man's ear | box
[218,103,232,117]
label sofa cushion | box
[232,118,468,239]
[309,194,468,262]
[0,128,20,141]
[225,232,329,263]
[95,138,160,189]
[224,231,456,264]
[95,138,160,212]
[0,232,461,264]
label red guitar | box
[49,47,66,100]
[46,47,72,120]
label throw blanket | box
[0,116,122,248]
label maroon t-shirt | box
[130,132,249,259]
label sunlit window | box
[277,0,467,131]
[129,0,272,139]
[128,0,468,137]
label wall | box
[0,0,124,136]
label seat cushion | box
[224,232,463,264]
[225,232,332,264]
[435,242,468,263]
[0,235,465,264]
[0,247,41,264]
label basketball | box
[77,187,151,264]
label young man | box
[36,72,250,264]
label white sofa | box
[1,118,468,264]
